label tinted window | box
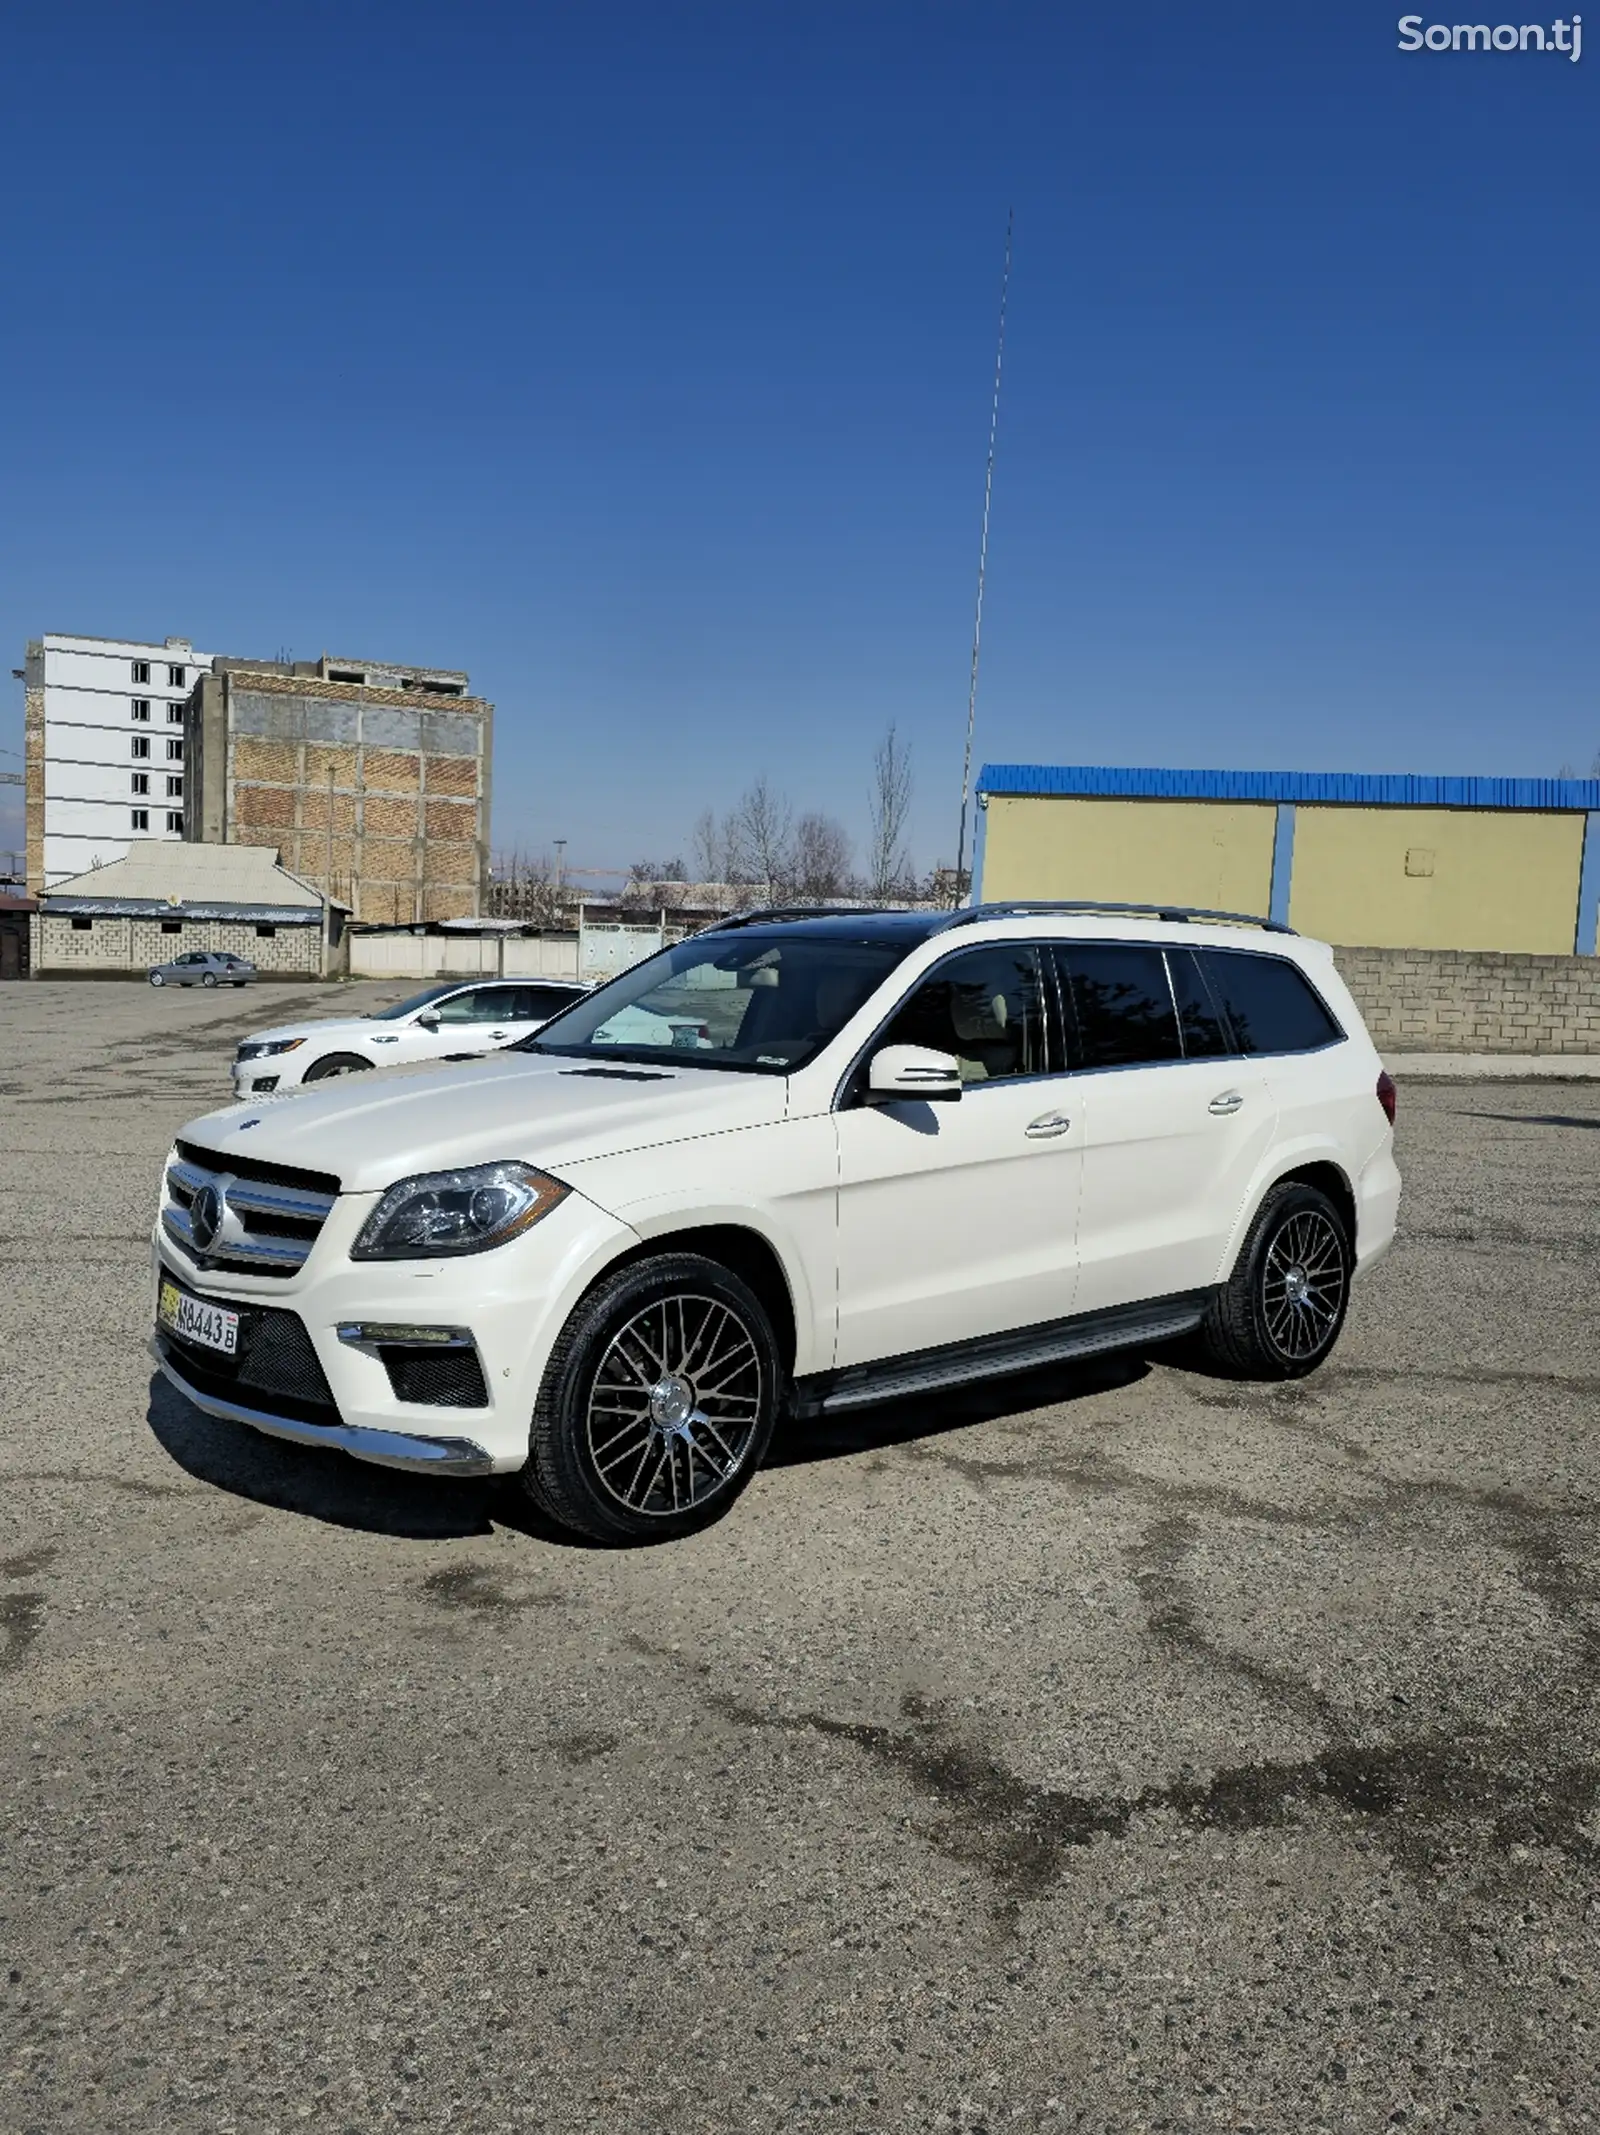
[521,986,584,1019]
[1057,945,1181,1070]
[1167,949,1231,1059]
[435,986,522,1025]
[882,945,1049,1084]
[1202,951,1342,1056]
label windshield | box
[523,932,909,1073]
[367,984,460,1022]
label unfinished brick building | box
[184,655,493,923]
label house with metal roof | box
[974,764,1600,958]
[33,841,349,978]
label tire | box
[202,973,218,988]
[149,972,165,987]
[1199,1180,1352,1380]
[522,1253,781,1544]
[303,1052,373,1082]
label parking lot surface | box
[3,979,1599,2133]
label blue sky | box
[3,2,1595,880]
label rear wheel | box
[1199,1181,1351,1379]
[202,972,218,988]
[302,1052,372,1081]
[522,1253,780,1544]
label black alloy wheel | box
[1199,1180,1352,1379]
[523,1253,781,1544]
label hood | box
[238,1015,379,1049]
[181,1052,788,1193]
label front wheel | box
[522,1253,781,1544]
[302,1052,372,1082]
[1199,1181,1352,1379]
[148,972,165,987]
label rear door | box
[1057,942,1277,1314]
[1197,947,1352,1162]
[518,983,587,1034]
[833,940,1084,1368]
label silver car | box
[148,950,257,989]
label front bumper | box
[150,1186,641,1475]
[150,1337,494,1473]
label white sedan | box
[230,979,590,1097]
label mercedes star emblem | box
[189,1184,224,1252]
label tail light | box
[1376,1070,1397,1125]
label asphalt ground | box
[3,979,1599,2134]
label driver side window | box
[430,989,490,1024]
[879,945,1050,1083]
[434,987,521,1024]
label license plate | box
[159,1279,239,1356]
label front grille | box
[380,1346,489,1409]
[163,1145,338,1279]
[158,1296,338,1428]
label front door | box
[406,983,537,1059]
[833,942,1083,1370]
[1055,943,1277,1314]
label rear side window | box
[522,986,583,1018]
[1166,949,1231,1059]
[1056,945,1181,1070]
[1201,951,1343,1055]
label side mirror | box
[417,1011,441,1030]
[866,1044,963,1102]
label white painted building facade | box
[25,632,213,887]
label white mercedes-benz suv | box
[151,903,1401,1545]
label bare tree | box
[727,776,795,901]
[691,808,736,886]
[486,848,567,926]
[620,856,688,912]
[867,722,915,899]
[790,812,854,903]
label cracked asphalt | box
[4,979,1600,2133]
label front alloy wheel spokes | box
[1261,1210,1347,1360]
[587,1294,762,1516]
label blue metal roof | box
[976,764,1600,811]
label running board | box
[792,1291,1211,1417]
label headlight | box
[350,1162,569,1260]
[237,1038,306,1061]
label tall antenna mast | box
[953,207,1013,906]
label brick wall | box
[218,672,491,925]
[1333,945,1600,1054]
[32,914,322,976]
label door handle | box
[1025,1111,1072,1139]
[487,1030,508,1039]
[1208,1091,1244,1116]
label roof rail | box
[697,903,902,934]
[937,899,1295,935]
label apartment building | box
[23,633,211,889]
[185,654,493,922]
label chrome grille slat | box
[223,1179,336,1223]
[162,1207,311,1268]
[161,1150,335,1281]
